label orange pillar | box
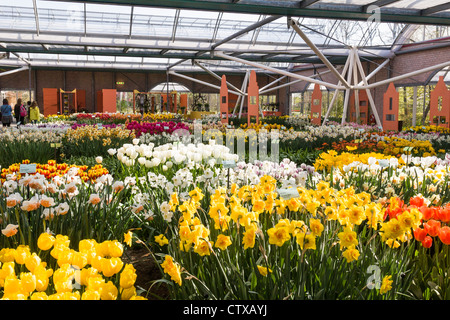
[97,89,117,113]
[310,84,322,125]
[220,75,229,124]
[247,70,259,126]
[180,94,188,114]
[42,88,59,116]
[430,76,450,128]
[382,83,399,131]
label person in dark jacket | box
[14,98,25,125]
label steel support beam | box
[357,58,390,86]
[341,49,354,125]
[288,18,351,89]
[354,60,450,90]
[193,61,244,94]
[168,70,243,96]
[421,3,450,16]
[260,68,335,94]
[361,0,401,12]
[215,51,346,90]
[354,50,383,128]
[211,15,281,50]
[259,75,287,92]
[32,0,40,36]
[322,56,351,125]
[0,66,29,77]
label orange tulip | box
[410,196,425,208]
[437,207,450,223]
[420,206,436,220]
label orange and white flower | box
[21,196,40,212]
[6,193,23,208]
[40,195,56,208]
[55,202,70,216]
[88,194,101,205]
[2,224,19,237]
[112,181,124,193]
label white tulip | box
[129,150,138,160]
[151,157,161,167]
[145,160,153,168]
[138,157,146,165]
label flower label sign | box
[277,188,300,200]
[222,160,236,169]
[19,164,37,174]
[378,159,389,168]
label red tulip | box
[413,227,428,242]
[422,236,433,248]
[424,219,441,237]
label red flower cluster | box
[409,196,450,248]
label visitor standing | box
[14,98,25,125]
[1,99,13,127]
[29,101,40,124]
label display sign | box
[20,164,37,174]
[277,188,300,200]
[222,160,236,169]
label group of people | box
[0,98,41,127]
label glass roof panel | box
[0,0,446,73]
[37,0,84,33]
[174,10,219,41]
[385,0,449,10]
[85,3,131,35]
[150,82,191,92]
[130,7,176,38]
[0,0,36,32]
[316,0,374,5]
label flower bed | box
[1,118,450,300]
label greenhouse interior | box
[0,0,450,303]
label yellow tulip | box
[25,253,41,273]
[37,233,55,251]
[120,264,137,289]
[100,281,118,300]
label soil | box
[122,245,170,300]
